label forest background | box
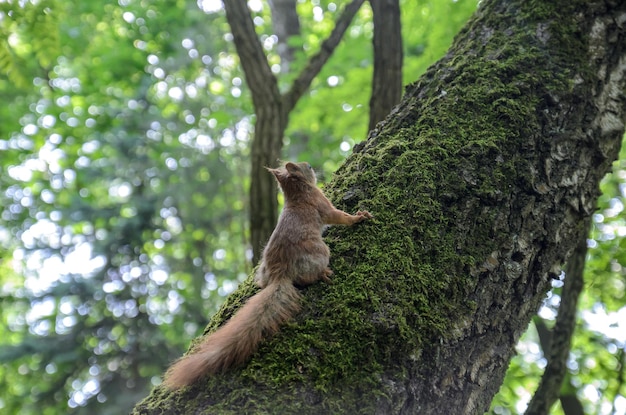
[0,0,624,414]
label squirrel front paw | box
[355,210,373,222]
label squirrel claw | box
[321,268,334,284]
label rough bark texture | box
[133,0,626,413]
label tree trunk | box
[368,0,403,131]
[133,0,626,413]
[248,105,287,266]
[268,0,300,72]
[223,0,285,265]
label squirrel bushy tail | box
[162,281,301,389]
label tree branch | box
[525,220,589,415]
[223,0,280,106]
[282,0,365,113]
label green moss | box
[318,0,593,395]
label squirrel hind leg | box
[254,262,269,288]
[293,253,332,286]
[294,267,333,286]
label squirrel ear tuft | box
[285,162,298,174]
[266,166,287,182]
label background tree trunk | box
[268,0,300,72]
[223,0,284,265]
[224,0,365,264]
[368,0,403,131]
[133,0,626,413]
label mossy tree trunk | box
[133,0,626,413]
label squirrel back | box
[162,161,372,389]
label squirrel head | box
[267,162,317,193]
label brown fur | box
[162,161,372,390]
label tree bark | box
[134,0,626,413]
[368,0,403,131]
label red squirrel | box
[162,161,372,389]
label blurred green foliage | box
[1,1,623,414]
